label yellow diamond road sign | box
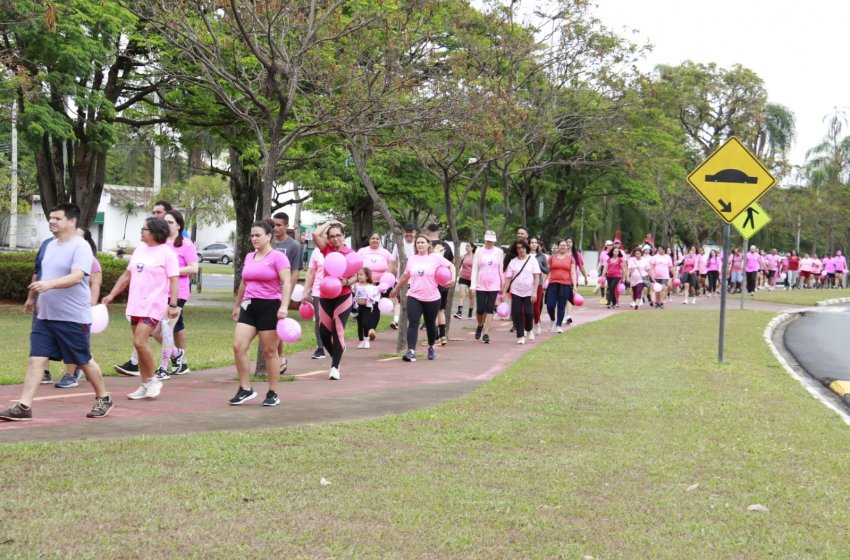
[731,202,771,240]
[687,137,776,223]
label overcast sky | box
[588,0,848,171]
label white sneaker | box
[683,300,688,304]
[691,297,696,304]
[528,331,535,341]
[534,323,542,335]
[127,385,147,400]
[357,341,365,349]
[547,323,554,332]
[329,367,340,380]
[517,337,525,345]
[364,340,370,349]
[144,377,163,399]
[556,326,564,333]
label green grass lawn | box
[747,286,850,306]
[198,262,234,275]
[2,309,850,557]
[0,304,393,385]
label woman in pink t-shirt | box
[705,249,720,297]
[313,221,357,381]
[454,243,476,321]
[679,246,699,305]
[102,218,179,401]
[501,238,541,344]
[390,234,455,362]
[601,246,626,308]
[626,246,648,309]
[163,209,199,376]
[469,231,504,344]
[648,246,673,308]
[358,232,396,339]
[302,247,325,359]
[229,220,292,407]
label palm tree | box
[753,102,796,172]
[120,201,138,240]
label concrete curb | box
[815,296,850,307]
[764,307,850,426]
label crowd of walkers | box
[2,204,846,422]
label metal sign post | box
[718,223,731,363]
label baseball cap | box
[403,223,416,231]
[614,240,621,244]
[605,240,612,245]
[484,230,497,242]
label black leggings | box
[356,305,372,341]
[707,270,719,293]
[511,294,533,337]
[746,271,757,294]
[606,276,620,306]
[475,290,499,315]
[319,294,352,369]
[369,286,391,331]
[407,297,440,349]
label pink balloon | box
[90,304,109,334]
[597,277,605,286]
[377,283,389,292]
[496,301,510,318]
[572,292,584,307]
[298,302,315,320]
[324,252,346,277]
[379,272,396,287]
[617,283,626,294]
[435,266,452,287]
[672,278,681,287]
[344,251,364,278]
[378,297,394,314]
[319,276,342,298]
[276,318,302,343]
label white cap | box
[605,240,613,245]
[484,230,497,242]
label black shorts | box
[237,298,281,331]
[475,290,499,315]
[173,299,187,333]
[767,270,776,280]
[458,278,471,287]
[438,286,449,310]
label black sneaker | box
[0,403,32,421]
[40,370,52,384]
[402,349,416,362]
[566,317,573,325]
[482,334,491,344]
[114,360,140,376]
[474,324,483,340]
[229,387,257,405]
[453,312,462,319]
[170,349,190,375]
[87,396,114,418]
[154,367,171,381]
[311,348,326,359]
[262,391,280,407]
[390,322,399,330]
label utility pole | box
[9,98,18,249]
[152,92,161,194]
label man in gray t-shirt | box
[0,203,113,422]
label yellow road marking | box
[294,370,326,378]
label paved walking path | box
[0,292,805,443]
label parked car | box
[198,243,234,264]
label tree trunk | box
[350,194,374,250]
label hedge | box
[0,252,129,303]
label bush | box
[0,252,128,303]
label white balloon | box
[291,284,305,302]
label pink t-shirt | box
[681,254,697,273]
[605,256,625,278]
[745,252,760,272]
[800,257,813,272]
[321,245,354,297]
[731,254,743,273]
[766,254,780,271]
[308,249,324,297]
[706,256,719,272]
[505,256,541,297]
[627,256,649,285]
[241,250,290,300]
[167,238,199,301]
[473,247,503,292]
[91,257,102,274]
[650,254,672,279]
[835,255,847,272]
[823,257,836,274]
[405,253,452,302]
[459,253,474,281]
[126,243,179,320]
[357,246,394,277]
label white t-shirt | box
[505,256,541,297]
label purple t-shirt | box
[37,237,93,323]
[167,238,199,301]
[242,250,290,300]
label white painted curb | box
[764,307,850,426]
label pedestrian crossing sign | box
[731,202,771,239]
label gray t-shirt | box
[273,235,303,271]
[37,237,93,323]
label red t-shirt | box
[321,244,354,296]
[786,255,800,271]
[548,254,574,284]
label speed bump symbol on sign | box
[687,137,776,223]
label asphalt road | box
[783,303,850,383]
[198,273,234,292]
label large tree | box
[1,0,158,226]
